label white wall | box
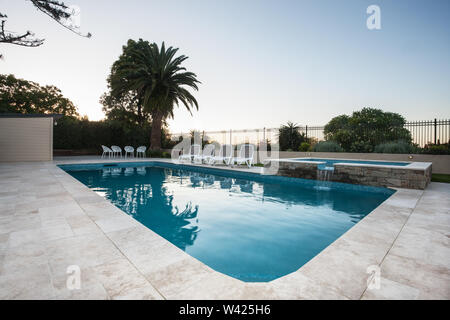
[0,117,53,162]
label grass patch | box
[252,163,265,167]
[431,173,450,183]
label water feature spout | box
[315,166,334,190]
[317,167,334,181]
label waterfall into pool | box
[315,167,334,190]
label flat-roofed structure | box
[0,114,62,162]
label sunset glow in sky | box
[1,0,449,133]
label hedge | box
[53,116,174,151]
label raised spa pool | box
[60,162,395,282]
[293,158,410,170]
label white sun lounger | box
[232,144,255,168]
[179,144,201,162]
[210,144,233,165]
[193,144,215,164]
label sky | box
[1,0,449,134]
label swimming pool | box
[293,158,410,170]
[60,162,395,282]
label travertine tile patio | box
[0,157,448,299]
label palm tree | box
[110,39,200,150]
[278,121,307,151]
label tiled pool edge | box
[47,162,167,299]
[53,158,423,299]
[270,188,424,299]
[51,161,248,299]
[2,158,447,300]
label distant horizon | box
[1,0,449,133]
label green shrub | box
[147,149,162,158]
[162,151,171,158]
[421,143,450,155]
[313,141,343,152]
[298,142,311,152]
[374,140,416,154]
[349,141,373,153]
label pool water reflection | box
[65,164,394,282]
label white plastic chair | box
[232,144,255,168]
[210,144,233,165]
[111,145,122,158]
[101,145,113,158]
[179,144,201,162]
[124,146,134,158]
[136,146,147,158]
[193,144,215,164]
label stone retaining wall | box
[273,152,449,174]
[266,160,432,190]
[332,164,431,189]
[276,161,318,180]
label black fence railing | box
[404,119,450,147]
[171,119,450,148]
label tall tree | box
[1,0,91,57]
[101,41,152,127]
[108,39,200,150]
[0,73,78,116]
[100,91,148,126]
[324,107,412,152]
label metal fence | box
[405,119,450,147]
[171,119,450,148]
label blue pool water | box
[294,158,410,170]
[60,162,395,282]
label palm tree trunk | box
[150,111,163,150]
[137,96,143,125]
